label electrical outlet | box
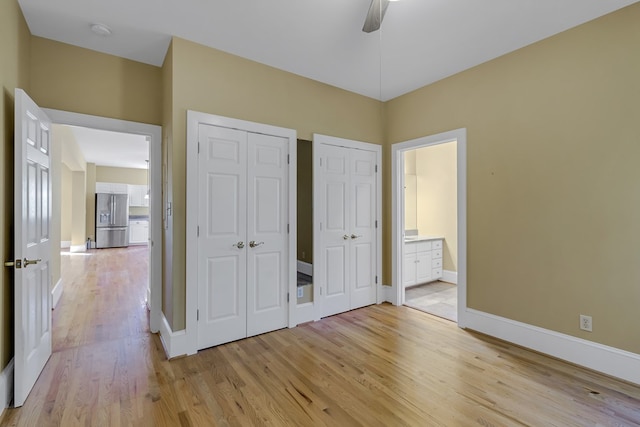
[297,287,304,298]
[580,315,593,332]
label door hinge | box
[287,154,290,164]
[375,275,378,284]
[287,224,290,234]
[319,157,323,167]
[197,142,200,154]
[287,293,290,302]
[375,220,378,229]
[197,309,199,321]
[375,164,378,173]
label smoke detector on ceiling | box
[90,23,113,37]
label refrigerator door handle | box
[112,195,116,225]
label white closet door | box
[246,133,289,337]
[349,148,377,309]
[197,124,248,349]
[320,144,351,317]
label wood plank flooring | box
[2,247,639,426]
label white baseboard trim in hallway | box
[69,245,86,253]
[159,314,192,359]
[0,358,14,417]
[60,241,71,249]
[465,308,640,386]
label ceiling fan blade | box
[362,0,390,33]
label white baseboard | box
[442,270,458,284]
[69,245,86,253]
[464,308,640,386]
[295,302,315,325]
[61,241,71,249]
[378,284,396,305]
[52,278,63,309]
[0,358,14,417]
[159,314,192,359]
[297,260,312,276]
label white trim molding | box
[296,260,312,276]
[44,108,162,334]
[52,278,63,309]
[69,244,86,253]
[379,284,396,305]
[60,241,71,249]
[391,128,468,328]
[159,314,192,360]
[442,270,458,285]
[0,358,14,417]
[464,308,640,386]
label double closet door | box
[317,142,378,318]
[197,124,289,349]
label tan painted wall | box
[404,150,417,230]
[60,164,72,242]
[385,4,640,353]
[415,142,457,272]
[85,163,96,242]
[29,37,162,126]
[161,41,174,327]
[166,37,384,329]
[96,166,147,185]
[296,140,313,264]
[0,0,30,369]
[71,171,87,247]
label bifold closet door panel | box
[246,133,289,337]
[197,124,248,349]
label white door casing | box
[13,89,52,407]
[196,122,291,350]
[314,134,381,319]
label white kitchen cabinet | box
[128,185,149,207]
[403,238,443,287]
[129,220,149,245]
[96,182,128,194]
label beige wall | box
[296,140,313,264]
[60,164,72,242]
[71,171,86,247]
[85,163,96,241]
[165,37,384,330]
[30,37,162,126]
[96,166,147,185]
[0,0,30,369]
[415,143,457,272]
[386,4,640,353]
[404,150,417,230]
[161,41,174,327]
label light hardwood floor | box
[2,247,639,426]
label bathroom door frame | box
[391,128,468,328]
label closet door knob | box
[233,241,245,249]
[350,234,362,239]
[343,235,349,240]
[249,241,264,248]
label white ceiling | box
[18,0,638,101]
[67,126,149,170]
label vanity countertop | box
[404,235,444,243]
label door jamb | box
[44,109,163,333]
[391,128,467,327]
[312,134,382,321]
[186,110,297,355]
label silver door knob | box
[23,258,41,267]
[350,234,362,239]
[343,235,349,240]
[249,241,264,248]
[233,241,245,249]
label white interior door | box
[13,89,52,407]
[318,141,377,318]
[197,124,248,349]
[319,144,351,317]
[349,148,377,309]
[246,133,289,337]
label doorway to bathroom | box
[391,128,467,327]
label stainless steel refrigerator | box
[95,193,129,248]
